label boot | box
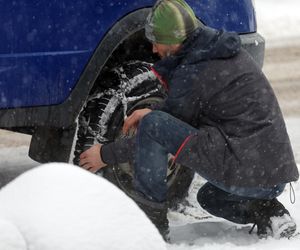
[127,190,170,242]
[249,198,296,239]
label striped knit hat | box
[145,0,200,45]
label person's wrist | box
[99,144,107,165]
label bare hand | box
[122,108,152,135]
[79,144,107,173]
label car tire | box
[73,61,194,207]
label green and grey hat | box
[145,0,200,45]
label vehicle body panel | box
[0,0,256,109]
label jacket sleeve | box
[100,136,135,165]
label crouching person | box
[80,0,299,241]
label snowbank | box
[0,163,166,250]
[0,219,27,250]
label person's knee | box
[142,110,166,124]
[139,111,166,134]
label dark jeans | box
[197,182,285,224]
[133,111,285,220]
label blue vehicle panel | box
[189,0,256,32]
[0,0,256,109]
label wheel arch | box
[25,8,153,163]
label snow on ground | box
[0,146,39,188]
[256,0,300,47]
[0,164,166,250]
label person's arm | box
[100,136,136,165]
[80,108,150,173]
[79,137,136,173]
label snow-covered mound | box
[0,218,27,250]
[0,163,166,250]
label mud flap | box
[29,125,76,163]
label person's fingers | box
[79,158,90,167]
[81,162,95,171]
[131,126,138,135]
[122,109,151,134]
[85,165,94,171]
[123,114,136,134]
[122,119,128,134]
[80,151,87,159]
[90,166,100,173]
[85,166,93,171]
[85,167,95,173]
[83,163,103,173]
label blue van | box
[0,0,264,201]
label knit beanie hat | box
[145,0,200,45]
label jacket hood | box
[153,26,241,80]
[182,26,241,63]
